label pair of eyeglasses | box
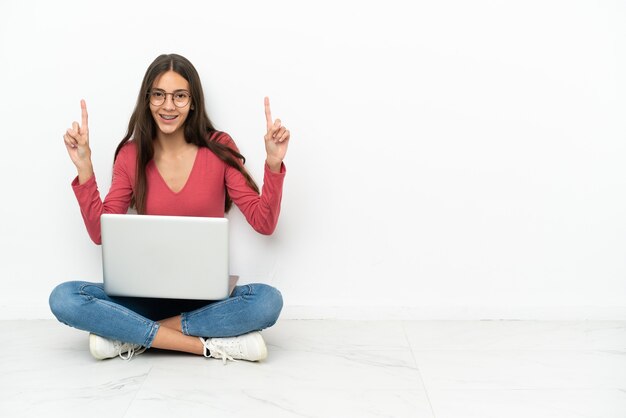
[148,89,191,108]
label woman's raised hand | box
[264,97,290,172]
[63,100,94,182]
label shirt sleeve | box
[220,133,286,235]
[71,144,135,244]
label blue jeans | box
[49,281,283,348]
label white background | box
[0,0,624,319]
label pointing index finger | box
[80,99,89,132]
[264,96,272,130]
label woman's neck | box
[154,131,193,157]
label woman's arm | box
[225,97,290,235]
[64,100,133,244]
[225,161,286,235]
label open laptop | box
[101,214,237,300]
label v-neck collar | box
[150,147,201,195]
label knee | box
[49,281,82,324]
[252,284,283,328]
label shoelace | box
[117,343,146,360]
[199,337,238,365]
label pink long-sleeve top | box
[71,132,285,244]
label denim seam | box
[143,322,160,348]
[181,313,189,335]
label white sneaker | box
[199,331,268,365]
[89,333,146,360]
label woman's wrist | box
[265,157,282,173]
[77,164,94,184]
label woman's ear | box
[191,105,195,110]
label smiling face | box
[149,70,192,138]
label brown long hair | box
[113,53,259,214]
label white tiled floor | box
[1,320,625,417]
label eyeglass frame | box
[147,88,192,108]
